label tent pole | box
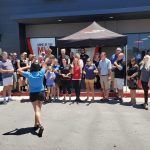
[125,45,128,92]
[57,47,59,58]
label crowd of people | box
[0,47,150,106]
[0,47,150,137]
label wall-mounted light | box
[109,16,114,19]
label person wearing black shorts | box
[18,60,48,137]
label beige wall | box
[26,18,150,38]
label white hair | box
[140,55,150,71]
[61,49,66,53]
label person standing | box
[51,58,60,100]
[18,60,48,137]
[98,52,112,101]
[127,58,139,105]
[93,53,100,89]
[80,48,89,66]
[83,58,98,102]
[12,53,19,92]
[18,53,28,92]
[0,52,14,104]
[110,47,125,92]
[45,66,56,102]
[140,55,150,110]
[71,57,83,103]
[59,58,72,103]
[113,53,126,103]
[58,49,70,66]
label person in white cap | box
[110,47,125,92]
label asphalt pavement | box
[0,96,150,150]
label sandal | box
[38,125,44,137]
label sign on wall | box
[27,38,55,57]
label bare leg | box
[7,85,13,97]
[118,89,123,98]
[69,94,71,101]
[46,88,50,100]
[32,100,42,126]
[3,86,7,99]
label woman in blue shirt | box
[18,60,48,137]
[83,58,98,102]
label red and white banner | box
[27,38,55,56]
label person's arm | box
[17,60,20,68]
[98,62,101,76]
[17,66,30,76]
[130,65,139,78]
[114,61,123,70]
[0,69,14,74]
[51,72,56,80]
[71,64,74,75]
[45,70,49,79]
[108,69,111,80]
[93,65,98,74]
[0,61,14,74]
[66,65,72,77]
[108,61,112,80]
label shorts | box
[47,83,55,88]
[114,78,124,90]
[3,77,13,86]
[30,91,45,102]
[100,75,110,90]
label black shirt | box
[114,60,126,78]
[60,64,71,80]
[93,60,99,68]
[127,65,139,79]
[80,53,89,65]
[12,59,18,72]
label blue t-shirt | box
[84,64,97,80]
[22,68,46,93]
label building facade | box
[0,0,150,58]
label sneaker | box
[84,98,89,102]
[3,99,8,104]
[113,97,119,100]
[118,98,123,103]
[8,97,13,102]
[144,103,149,110]
[77,98,84,103]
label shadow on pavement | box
[3,127,38,136]
[133,104,145,110]
[0,101,4,105]
[20,99,30,103]
[120,102,133,107]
